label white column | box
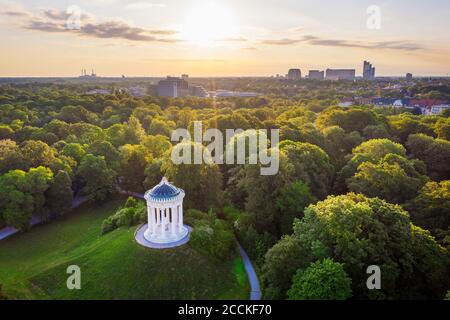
[178,204,183,232]
[155,206,159,225]
[148,205,153,233]
[163,208,167,238]
[153,207,157,234]
[156,206,160,237]
[171,206,176,235]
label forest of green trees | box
[0,82,449,300]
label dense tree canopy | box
[263,193,448,300]
[406,180,450,231]
[406,134,450,180]
[0,82,448,299]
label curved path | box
[237,241,262,300]
[124,191,262,300]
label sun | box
[181,3,237,46]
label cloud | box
[43,9,69,21]
[261,34,423,51]
[80,21,177,41]
[1,7,179,43]
[222,36,248,42]
[309,39,423,51]
[261,38,305,45]
[26,20,64,33]
[260,35,318,45]
[0,6,31,18]
[1,10,29,17]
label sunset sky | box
[1,0,449,77]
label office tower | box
[363,61,376,80]
[287,69,302,80]
[325,69,356,81]
[157,76,208,98]
[308,70,324,80]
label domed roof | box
[147,177,181,200]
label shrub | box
[101,197,145,234]
[189,210,236,260]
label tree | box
[26,166,54,220]
[434,117,450,140]
[406,180,450,231]
[406,134,450,180]
[49,155,76,178]
[335,138,408,193]
[275,181,317,235]
[322,126,361,169]
[287,259,352,300]
[363,124,391,140]
[106,123,126,147]
[77,154,116,202]
[262,193,448,299]
[147,118,173,137]
[143,160,163,190]
[0,167,53,229]
[262,234,306,299]
[0,125,14,140]
[280,141,334,199]
[352,138,406,160]
[68,123,106,145]
[57,105,97,124]
[118,144,150,192]
[280,123,327,152]
[348,153,428,204]
[315,107,380,133]
[0,139,24,174]
[123,116,145,144]
[61,143,86,164]
[21,140,56,170]
[47,170,73,216]
[0,170,34,230]
[388,114,434,143]
[87,140,120,171]
[141,134,172,159]
[226,145,292,235]
[163,141,223,212]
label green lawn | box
[0,198,249,300]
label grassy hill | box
[0,198,249,300]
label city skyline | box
[0,0,449,77]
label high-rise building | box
[325,69,356,81]
[308,70,324,80]
[287,69,302,80]
[157,76,208,98]
[363,61,376,80]
[157,79,178,97]
[406,73,413,81]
